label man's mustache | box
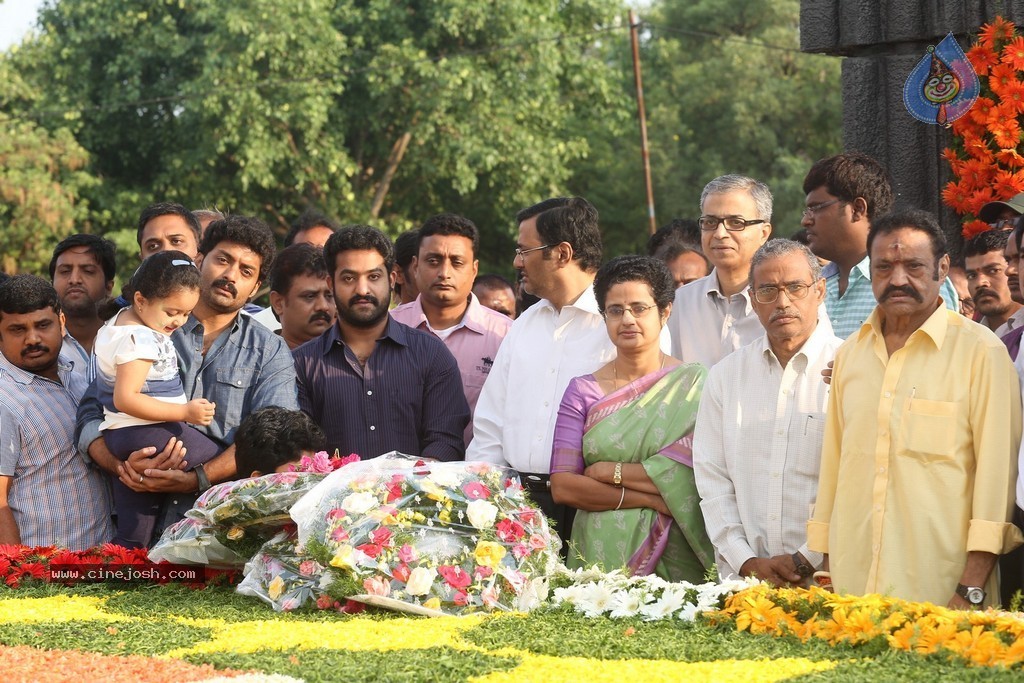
[880,284,923,302]
[22,344,49,357]
[211,279,238,297]
[348,295,379,307]
[769,308,800,322]
[309,311,333,324]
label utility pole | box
[629,10,657,235]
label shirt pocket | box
[214,367,255,429]
[900,397,958,461]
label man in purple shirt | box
[391,214,512,446]
[294,225,469,460]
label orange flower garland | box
[944,16,1024,238]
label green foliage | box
[570,0,842,256]
[0,56,97,275]
[5,0,624,275]
[0,619,212,655]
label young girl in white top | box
[94,250,220,547]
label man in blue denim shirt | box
[76,215,297,541]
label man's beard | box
[337,294,389,328]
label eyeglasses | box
[514,244,552,259]
[959,296,975,315]
[801,199,843,218]
[698,216,767,232]
[751,282,817,304]
[603,303,658,319]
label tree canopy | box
[1,0,842,278]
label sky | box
[0,0,45,51]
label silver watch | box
[956,583,985,605]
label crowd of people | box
[2,151,1023,611]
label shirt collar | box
[323,316,409,356]
[702,268,753,310]
[538,281,601,316]
[758,313,835,370]
[402,294,486,335]
[0,350,72,386]
[860,301,949,350]
[822,255,871,281]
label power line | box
[642,22,821,56]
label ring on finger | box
[140,476,144,483]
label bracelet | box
[195,463,212,493]
[614,487,626,511]
[613,462,623,487]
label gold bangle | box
[613,462,623,487]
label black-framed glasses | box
[751,281,817,304]
[802,198,843,218]
[698,216,767,232]
[514,244,552,259]
[959,296,975,315]
[604,303,658,319]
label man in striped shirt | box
[0,275,113,550]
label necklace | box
[613,353,666,386]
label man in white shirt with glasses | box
[667,174,773,368]
[694,239,841,584]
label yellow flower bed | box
[713,583,1024,667]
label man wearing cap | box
[979,192,1024,232]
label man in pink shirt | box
[391,214,512,446]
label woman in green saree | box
[549,255,713,582]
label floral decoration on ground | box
[292,454,561,614]
[710,582,1024,668]
[945,16,1024,238]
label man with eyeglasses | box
[809,209,1021,608]
[468,197,615,548]
[694,239,841,585]
[801,153,958,339]
[666,174,772,369]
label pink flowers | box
[496,519,526,542]
[461,482,492,500]
[370,526,393,547]
[362,575,391,597]
[397,544,417,564]
[438,565,472,590]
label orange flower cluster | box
[945,16,1024,239]
[711,583,1024,669]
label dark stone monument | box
[800,1,1024,255]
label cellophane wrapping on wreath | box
[236,529,332,611]
[149,471,328,567]
[292,452,561,615]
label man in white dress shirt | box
[468,197,611,544]
[667,175,773,368]
[693,239,842,584]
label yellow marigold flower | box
[439,510,452,524]
[423,598,441,611]
[915,620,960,655]
[473,540,507,568]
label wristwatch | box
[195,463,213,493]
[791,553,814,578]
[956,583,986,606]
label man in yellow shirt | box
[808,209,1023,608]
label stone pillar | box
[800,0,1024,256]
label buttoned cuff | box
[806,520,830,553]
[78,421,102,464]
[720,538,757,577]
[967,518,1024,554]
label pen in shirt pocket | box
[804,414,817,436]
[909,387,916,410]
